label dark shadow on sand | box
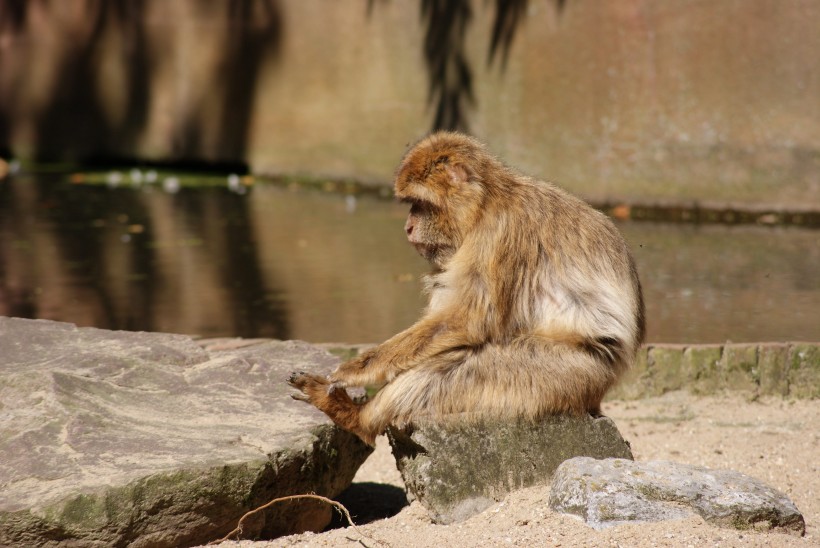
[327,482,409,529]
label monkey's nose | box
[405,222,413,236]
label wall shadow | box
[175,0,282,162]
[0,0,27,156]
[416,0,569,132]
[2,1,281,165]
[29,1,151,160]
[421,0,475,132]
[4,0,576,159]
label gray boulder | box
[549,457,805,536]
[388,414,633,524]
[0,317,372,547]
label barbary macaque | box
[289,131,645,446]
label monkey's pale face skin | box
[289,131,645,446]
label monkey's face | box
[394,133,488,267]
[403,200,456,266]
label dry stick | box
[213,493,388,547]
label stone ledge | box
[610,341,819,400]
[327,342,819,401]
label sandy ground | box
[217,392,818,547]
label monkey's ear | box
[445,163,469,186]
[432,153,468,186]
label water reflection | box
[0,175,291,339]
[0,175,817,344]
[622,222,819,344]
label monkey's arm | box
[329,310,483,388]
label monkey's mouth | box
[411,242,438,259]
[411,242,454,266]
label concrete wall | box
[1,0,818,207]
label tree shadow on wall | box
[375,0,568,132]
[174,0,282,162]
[20,0,281,165]
[0,0,29,157]
[31,1,152,161]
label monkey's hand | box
[287,371,332,403]
[287,371,373,445]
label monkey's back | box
[470,174,644,365]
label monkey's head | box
[394,132,494,267]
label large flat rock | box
[388,414,633,524]
[0,317,372,547]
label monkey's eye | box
[409,201,436,217]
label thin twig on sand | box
[212,493,388,547]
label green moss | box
[59,494,106,528]
[647,346,686,395]
[757,344,790,396]
[722,344,759,393]
[607,347,650,400]
[683,345,723,395]
[788,344,820,398]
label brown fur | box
[289,132,645,446]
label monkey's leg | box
[287,372,376,446]
[357,341,617,438]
